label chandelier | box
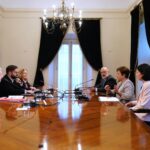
[42,0,83,34]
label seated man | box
[0,65,33,97]
[95,67,116,93]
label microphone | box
[47,88,55,94]
[74,79,93,101]
[74,78,94,90]
[74,79,94,95]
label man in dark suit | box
[0,65,33,97]
[95,67,116,93]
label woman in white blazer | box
[126,64,150,126]
[105,66,135,101]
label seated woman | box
[105,66,135,101]
[126,64,150,126]
[17,69,36,91]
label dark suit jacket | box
[0,75,25,97]
[15,79,31,90]
[95,74,117,92]
[21,80,31,90]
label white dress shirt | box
[132,81,150,122]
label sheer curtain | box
[72,44,83,89]
[58,44,69,91]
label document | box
[98,96,119,102]
[8,95,24,99]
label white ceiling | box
[0,0,139,11]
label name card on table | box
[16,106,30,111]
[8,95,24,99]
[0,95,25,102]
[98,96,119,102]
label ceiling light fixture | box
[42,0,83,34]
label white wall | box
[101,17,131,76]
[0,9,131,84]
[0,11,41,83]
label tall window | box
[137,22,150,93]
[58,44,70,91]
[71,44,83,90]
[48,33,95,91]
[138,22,150,65]
[57,43,83,91]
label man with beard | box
[95,67,116,93]
[0,65,33,97]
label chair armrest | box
[131,109,150,113]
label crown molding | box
[0,0,141,14]
[1,7,128,13]
[0,7,131,19]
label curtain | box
[143,0,150,48]
[34,20,68,87]
[75,19,103,71]
[130,6,140,85]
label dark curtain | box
[75,19,102,71]
[143,0,150,48]
[130,6,140,85]
[34,20,68,87]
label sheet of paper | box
[8,95,24,99]
[16,106,30,111]
[98,96,119,102]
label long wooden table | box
[0,91,150,150]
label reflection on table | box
[0,91,150,150]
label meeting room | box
[0,0,150,149]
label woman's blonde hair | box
[18,69,28,80]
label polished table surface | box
[0,91,150,150]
